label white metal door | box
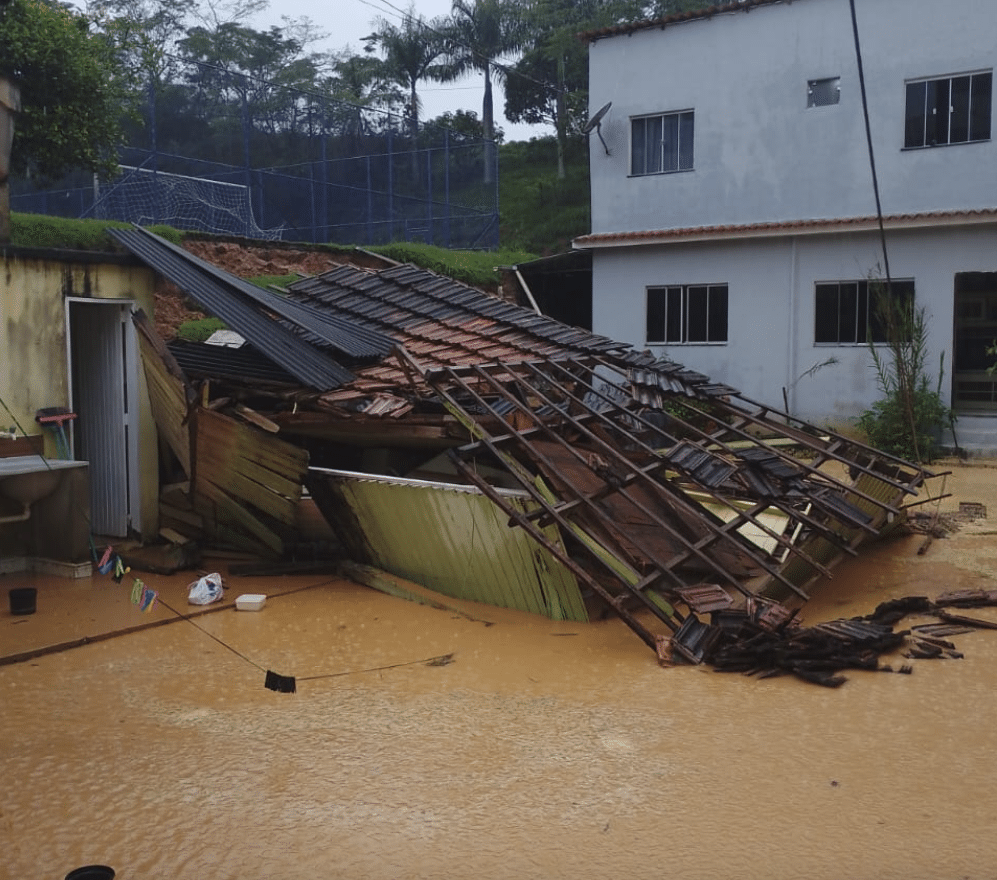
[69,300,138,537]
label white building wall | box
[591,226,996,432]
[588,0,996,234]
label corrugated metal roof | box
[109,227,360,391]
[308,467,588,622]
[139,228,396,359]
[168,339,298,385]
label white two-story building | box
[576,0,996,453]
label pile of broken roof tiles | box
[673,590,997,687]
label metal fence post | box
[149,77,160,225]
[241,80,251,239]
[387,126,394,243]
[444,129,451,249]
[366,155,373,245]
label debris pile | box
[682,590,997,687]
[111,226,950,670]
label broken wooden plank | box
[234,402,280,433]
[937,610,997,631]
[159,527,192,545]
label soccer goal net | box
[89,165,284,240]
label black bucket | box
[8,587,36,615]
[65,867,115,880]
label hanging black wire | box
[848,0,893,291]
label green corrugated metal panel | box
[326,470,588,622]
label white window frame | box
[630,110,695,176]
[813,278,915,346]
[904,70,992,148]
[646,284,728,345]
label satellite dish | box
[582,101,612,155]
[582,101,612,134]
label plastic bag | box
[188,572,224,605]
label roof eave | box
[573,209,997,249]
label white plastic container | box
[235,593,267,611]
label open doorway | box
[952,272,997,412]
[67,299,141,537]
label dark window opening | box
[905,71,992,148]
[647,284,728,344]
[953,271,997,411]
[631,110,695,176]
[807,77,841,108]
[814,279,915,344]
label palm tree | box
[439,0,526,182]
[363,7,447,143]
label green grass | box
[368,241,536,288]
[175,317,227,342]
[9,212,182,250]
[250,274,301,290]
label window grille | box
[807,77,840,108]
[814,279,914,344]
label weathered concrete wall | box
[0,249,159,538]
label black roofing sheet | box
[109,226,355,391]
[168,339,298,385]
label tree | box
[328,50,401,110]
[504,0,617,178]
[362,8,448,142]
[425,109,501,143]
[85,0,196,86]
[858,285,952,463]
[177,20,328,155]
[438,0,526,183]
[640,0,742,16]
[0,0,133,182]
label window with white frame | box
[904,71,992,148]
[631,111,695,175]
[814,279,914,344]
[646,284,727,344]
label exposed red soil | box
[153,239,390,339]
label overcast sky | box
[232,0,546,141]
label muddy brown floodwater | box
[3,462,997,880]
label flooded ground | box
[3,462,997,880]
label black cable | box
[297,652,454,682]
[153,588,453,690]
[155,594,267,672]
[848,0,892,290]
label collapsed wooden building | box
[112,226,946,669]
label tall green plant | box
[437,0,527,184]
[857,281,952,462]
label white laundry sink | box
[0,456,88,505]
